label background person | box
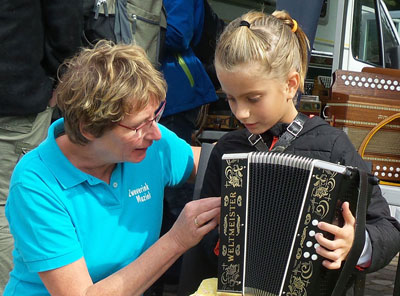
[4,41,220,296]
[0,0,82,292]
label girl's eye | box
[248,97,259,103]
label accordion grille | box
[245,161,311,294]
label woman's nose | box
[146,121,162,141]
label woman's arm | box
[39,197,220,296]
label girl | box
[195,9,400,294]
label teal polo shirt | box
[4,119,193,295]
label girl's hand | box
[315,202,356,269]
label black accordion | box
[217,152,372,296]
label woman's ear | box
[286,71,300,100]
[79,122,95,141]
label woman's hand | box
[168,197,221,253]
[315,201,356,269]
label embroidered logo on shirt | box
[129,183,152,203]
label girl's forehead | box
[217,61,271,78]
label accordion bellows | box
[217,152,370,296]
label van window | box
[352,0,399,67]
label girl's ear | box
[286,71,300,100]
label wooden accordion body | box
[217,152,369,296]
[324,69,400,183]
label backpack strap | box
[247,112,309,152]
[271,112,308,152]
[247,133,269,152]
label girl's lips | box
[244,123,257,129]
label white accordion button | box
[309,230,316,237]
[304,252,310,258]
[314,243,320,249]
[311,254,318,261]
[306,241,313,248]
[312,219,319,226]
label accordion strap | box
[331,169,372,296]
[247,112,308,152]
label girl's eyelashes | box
[247,95,262,103]
[247,97,259,103]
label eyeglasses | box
[117,100,166,135]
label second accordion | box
[217,152,372,296]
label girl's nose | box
[234,104,250,121]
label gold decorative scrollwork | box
[315,199,330,219]
[287,261,313,295]
[300,226,308,248]
[312,171,337,200]
[235,244,240,256]
[304,213,311,225]
[237,195,242,207]
[224,215,228,235]
[220,263,242,288]
[300,261,313,280]
[236,215,241,235]
[224,195,229,207]
[222,245,227,256]
[224,162,245,188]
[296,248,302,260]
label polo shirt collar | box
[39,118,99,189]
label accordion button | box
[304,252,310,258]
[314,243,320,249]
[312,219,318,226]
[306,241,312,248]
[309,230,316,237]
[311,254,318,261]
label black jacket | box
[200,115,400,275]
[0,0,83,116]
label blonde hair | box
[56,41,167,145]
[215,10,310,92]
